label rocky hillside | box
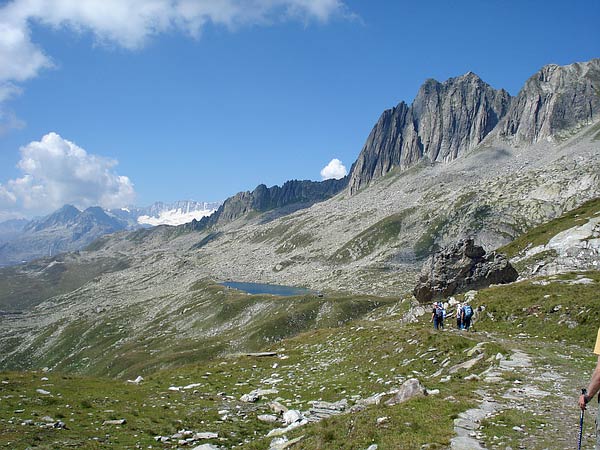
[499,197,600,278]
[0,58,598,384]
[348,59,600,194]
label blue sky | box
[0,0,598,219]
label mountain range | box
[0,200,221,267]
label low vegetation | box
[465,271,600,348]
[0,281,397,379]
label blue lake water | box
[221,281,313,297]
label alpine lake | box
[220,281,316,297]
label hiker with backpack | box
[578,327,600,449]
[461,303,474,331]
[455,303,463,329]
[431,302,444,330]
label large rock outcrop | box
[413,239,518,303]
[348,59,600,195]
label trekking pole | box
[578,388,587,450]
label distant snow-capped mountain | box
[110,200,221,227]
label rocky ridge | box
[348,59,600,194]
[185,177,348,232]
[492,59,600,145]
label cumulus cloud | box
[320,158,347,180]
[0,0,350,132]
[1,132,135,217]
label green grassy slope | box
[1,270,597,449]
[0,282,396,379]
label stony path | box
[450,336,597,450]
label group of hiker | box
[431,301,475,331]
[427,301,600,448]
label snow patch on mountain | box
[137,207,217,226]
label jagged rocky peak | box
[492,59,600,144]
[411,72,511,160]
[348,71,511,195]
[348,59,600,196]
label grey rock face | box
[348,72,511,194]
[514,214,600,277]
[493,59,600,144]
[413,239,518,303]
[348,59,600,195]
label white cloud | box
[320,158,347,180]
[0,0,349,133]
[1,132,135,217]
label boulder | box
[384,378,427,406]
[269,435,305,450]
[413,239,518,302]
[127,375,143,384]
[307,399,349,420]
[282,410,304,425]
[191,445,220,450]
[240,388,279,403]
[268,401,288,415]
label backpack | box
[463,305,473,318]
[435,307,444,319]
